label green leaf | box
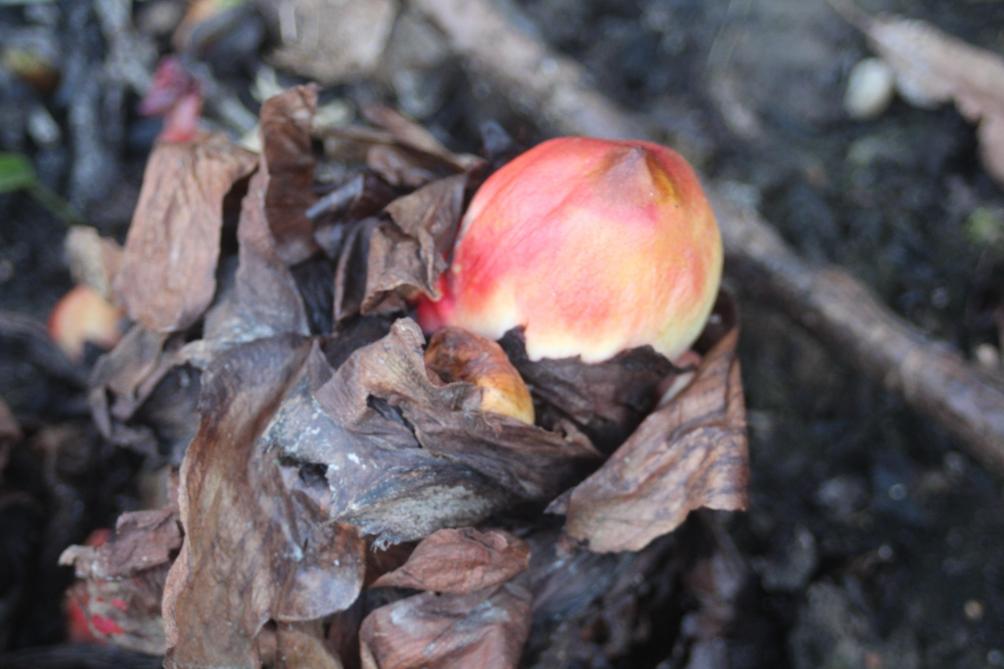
[0,152,38,193]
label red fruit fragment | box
[48,285,123,362]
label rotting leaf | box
[838,2,1004,185]
[363,174,467,314]
[260,85,322,265]
[372,528,530,594]
[114,134,257,333]
[562,297,749,552]
[359,583,532,669]
[163,335,366,669]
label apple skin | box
[417,137,722,363]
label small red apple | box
[417,137,722,363]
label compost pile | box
[50,86,748,668]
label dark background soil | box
[2,1,1003,667]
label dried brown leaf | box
[847,4,1004,185]
[562,298,749,552]
[372,528,530,594]
[59,508,181,654]
[362,105,484,172]
[274,621,343,669]
[500,332,677,450]
[320,319,599,501]
[262,335,509,545]
[260,85,321,264]
[163,335,366,669]
[359,583,532,669]
[203,169,310,345]
[114,134,257,333]
[60,508,181,580]
[363,174,467,314]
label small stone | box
[975,343,1000,369]
[844,58,895,120]
[963,599,984,621]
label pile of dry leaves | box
[59,85,749,668]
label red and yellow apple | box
[417,137,722,363]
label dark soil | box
[2,1,1003,667]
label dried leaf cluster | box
[65,86,749,668]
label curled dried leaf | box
[60,508,181,580]
[373,528,530,594]
[562,297,749,552]
[321,319,599,501]
[363,174,467,314]
[59,508,182,654]
[260,85,321,265]
[203,169,310,345]
[115,134,257,333]
[359,583,533,669]
[499,332,676,450]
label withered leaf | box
[500,332,676,450]
[362,105,485,173]
[163,335,366,669]
[60,508,181,580]
[260,85,321,265]
[321,319,599,501]
[848,6,1004,185]
[59,508,181,655]
[562,299,749,552]
[89,326,184,456]
[359,583,533,669]
[330,218,379,324]
[373,528,530,594]
[363,174,467,314]
[263,337,509,545]
[203,170,310,345]
[115,134,257,333]
[273,621,343,669]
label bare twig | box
[411,0,1004,474]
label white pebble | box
[844,58,895,120]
